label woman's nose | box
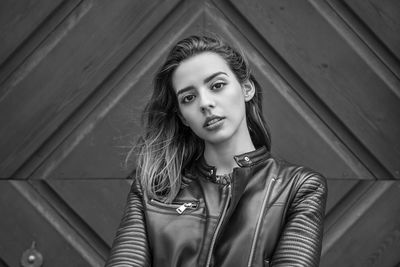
[199,90,215,112]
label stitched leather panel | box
[271,173,327,267]
[105,182,151,267]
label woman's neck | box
[204,137,255,175]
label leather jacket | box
[106,147,327,267]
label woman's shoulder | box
[268,153,327,189]
[126,172,146,196]
[265,155,328,209]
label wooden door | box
[1,1,399,266]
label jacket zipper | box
[149,199,198,215]
[176,202,198,214]
[205,184,232,267]
[247,177,276,267]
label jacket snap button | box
[244,156,250,162]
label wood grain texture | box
[1,0,400,266]
[230,0,400,178]
[326,0,400,81]
[47,179,131,246]
[29,2,373,182]
[0,180,104,267]
[343,0,400,61]
[27,0,199,180]
[321,180,400,267]
[0,0,62,66]
[208,1,375,179]
[0,0,180,178]
[0,0,83,87]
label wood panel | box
[46,179,131,246]
[322,180,400,267]
[0,181,104,267]
[343,0,400,61]
[207,4,374,179]
[1,0,400,266]
[229,0,400,178]
[30,2,373,182]
[325,0,400,81]
[26,0,205,180]
[0,0,181,178]
[0,0,62,67]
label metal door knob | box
[20,242,43,267]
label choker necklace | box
[215,172,232,185]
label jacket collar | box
[194,146,270,182]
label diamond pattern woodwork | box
[0,0,399,266]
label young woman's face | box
[172,52,253,146]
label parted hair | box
[133,34,271,202]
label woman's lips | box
[203,116,225,129]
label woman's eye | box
[211,82,225,90]
[182,95,195,103]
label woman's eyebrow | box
[203,71,227,84]
[176,86,195,96]
[176,71,228,96]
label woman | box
[106,35,327,267]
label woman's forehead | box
[172,52,232,91]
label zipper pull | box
[176,202,194,214]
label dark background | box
[0,0,399,266]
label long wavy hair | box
[134,35,271,202]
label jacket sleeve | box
[105,179,151,267]
[271,171,328,267]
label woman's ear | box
[242,79,255,102]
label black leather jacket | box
[106,147,327,267]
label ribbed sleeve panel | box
[271,172,327,267]
[105,182,151,267]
